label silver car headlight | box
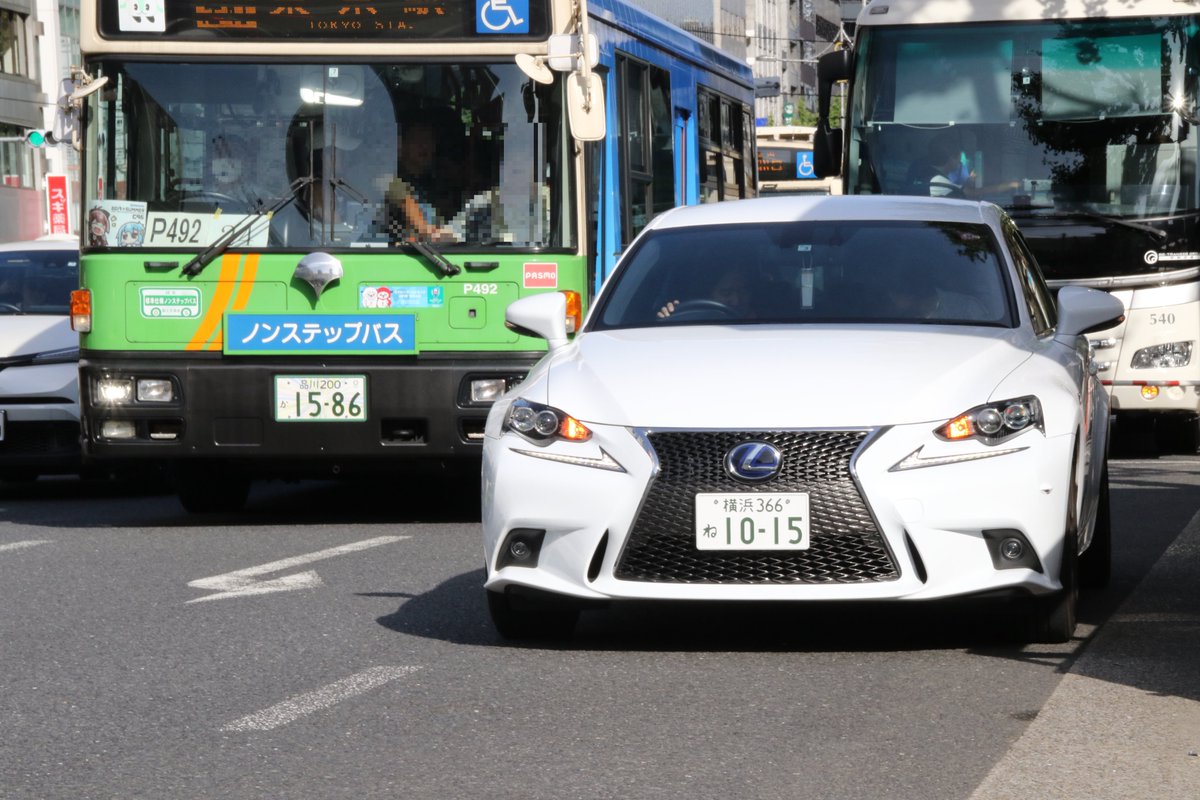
[1130,341,1192,369]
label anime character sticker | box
[88,207,110,247]
[117,222,146,247]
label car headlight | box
[935,396,1043,444]
[502,398,592,443]
[1130,341,1193,369]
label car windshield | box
[591,220,1016,330]
[0,249,79,315]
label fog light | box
[496,528,546,569]
[100,420,136,439]
[470,378,507,404]
[999,537,1025,561]
[1141,385,1160,400]
[97,378,134,404]
[137,379,174,403]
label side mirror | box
[1055,286,1126,338]
[506,292,570,350]
[812,121,843,179]
[567,71,606,141]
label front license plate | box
[695,493,811,550]
[274,375,367,422]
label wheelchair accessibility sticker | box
[477,0,529,34]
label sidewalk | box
[970,509,1200,799]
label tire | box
[1023,531,1078,644]
[1079,464,1112,589]
[486,590,579,641]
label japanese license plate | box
[274,375,367,422]
[694,493,811,550]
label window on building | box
[0,123,36,189]
[0,9,28,76]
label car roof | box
[0,236,79,253]
[644,194,1001,232]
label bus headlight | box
[1130,341,1193,369]
[96,378,135,405]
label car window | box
[591,220,1016,330]
[0,250,80,315]
[1003,218,1056,335]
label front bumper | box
[482,421,1074,603]
[0,361,81,473]
[79,354,530,471]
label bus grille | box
[613,431,899,584]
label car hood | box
[543,325,1033,429]
[0,315,76,359]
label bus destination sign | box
[99,0,549,40]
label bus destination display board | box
[99,0,550,40]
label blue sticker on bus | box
[477,0,529,34]
[797,151,816,179]
[225,314,417,354]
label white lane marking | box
[187,535,408,603]
[220,666,420,732]
[0,540,52,553]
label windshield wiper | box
[182,177,315,277]
[404,238,461,278]
[1017,208,1168,242]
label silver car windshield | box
[0,250,79,315]
[591,220,1016,330]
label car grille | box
[0,421,80,456]
[613,431,899,584]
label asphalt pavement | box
[970,506,1200,799]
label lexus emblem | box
[725,441,782,483]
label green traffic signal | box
[25,130,56,147]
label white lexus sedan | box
[481,195,1124,643]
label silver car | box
[0,236,81,482]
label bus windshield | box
[847,15,1200,279]
[84,61,575,252]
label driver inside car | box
[656,269,756,320]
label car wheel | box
[1079,464,1111,589]
[1023,530,1078,644]
[486,590,579,641]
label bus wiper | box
[182,177,315,277]
[404,238,461,278]
[1027,208,1168,242]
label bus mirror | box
[568,71,606,141]
[816,49,852,121]
[516,53,554,85]
[548,33,599,72]
[812,121,843,179]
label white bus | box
[815,0,1200,451]
[755,125,841,195]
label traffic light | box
[25,130,59,148]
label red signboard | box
[45,174,70,235]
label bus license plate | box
[274,375,367,422]
[694,493,810,550]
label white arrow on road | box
[187,535,408,603]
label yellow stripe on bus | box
[186,253,241,351]
[231,253,259,312]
